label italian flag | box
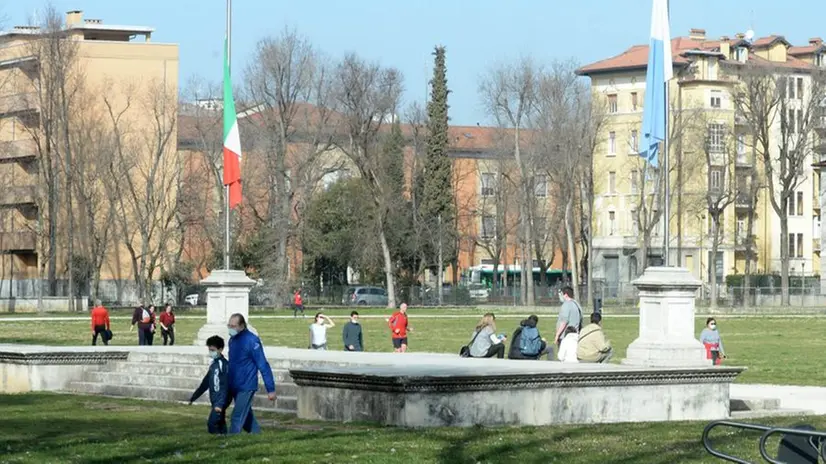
[222,37,242,208]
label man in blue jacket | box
[227,313,276,434]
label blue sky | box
[2,0,821,125]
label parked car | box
[468,284,491,301]
[343,286,389,306]
[184,294,199,306]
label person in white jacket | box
[557,326,579,363]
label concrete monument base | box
[623,266,709,367]
[193,269,256,345]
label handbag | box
[104,329,113,342]
[459,330,483,358]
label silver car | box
[343,286,389,306]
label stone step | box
[128,351,207,365]
[65,382,297,414]
[81,371,299,397]
[731,409,815,420]
[730,397,782,412]
[97,361,294,383]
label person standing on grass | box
[159,303,176,346]
[342,311,363,352]
[130,302,154,346]
[90,300,111,346]
[554,286,583,346]
[293,289,305,318]
[227,313,276,435]
[700,317,726,365]
[146,304,157,346]
[388,303,411,353]
[468,313,506,359]
[308,312,335,350]
[189,335,228,434]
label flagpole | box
[662,0,671,267]
[224,0,232,270]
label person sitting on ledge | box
[508,315,552,360]
[577,312,613,364]
[469,313,506,359]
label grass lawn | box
[0,308,819,385]
[0,392,821,464]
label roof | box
[578,32,816,76]
[66,23,154,35]
[789,43,826,56]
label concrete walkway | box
[730,383,826,415]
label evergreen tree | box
[419,46,456,296]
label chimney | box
[65,10,83,26]
[735,33,745,40]
[810,37,824,46]
[720,36,730,42]
[689,28,706,41]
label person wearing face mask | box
[188,336,228,434]
[700,317,726,365]
[342,311,364,352]
[226,313,276,434]
[308,312,335,350]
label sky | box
[2,0,823,126]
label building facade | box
[579,29,826,297]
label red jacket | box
[388,311,408,339]
[90,306,110,330]
[294,292,303,305]
[159,312,175,328]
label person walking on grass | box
[227,313,276,435]
[700,317,726,365]
[554,286,583,346]
[388,303,411,353]
[308,312,335,350]
[468,313,506,359]
[90,299,111,346]
[342,311,363,352]
[189,335,228,434]
[159,303,176,346]
[130,302,154,346]
[293,288,305,318]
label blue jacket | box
[228,329,276,393]
[189,355,229,407]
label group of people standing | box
[465,286,614,364]
[130,303,177,346]
[306,303,411,353]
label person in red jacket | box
[293,289,305,318]
[388,303,411,353]
[159,303,176,345]
[90,300,111,346]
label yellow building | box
[0,10,178,301]
[578,29,826,296]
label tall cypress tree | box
[420,46,455,295]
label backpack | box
[519,326,542,356]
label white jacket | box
[557,332,580,363]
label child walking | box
[189,336,229,434]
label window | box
[817,54,825,68]
[788,78,796,100]
[481,173,495,197]
[707,251,724,283]
[787,192,797,216]
[798,233,804,258]
[630,209,639,232]
[735,47,748,62]
[797,191,804,216]
[707,123,725,152]
[797,77,804,100]
[608,211,616,235]
[534,175,547,197]
[708,212,724,235]
[608,131,616,154]
[788,233,805,258]
[481,215,496,239]
[736,218,746,244]
[736,134,746,155]
[535,216,547,236]
[710,90,722,108]
[631,92,639,111]
[608,94,618,113]
[608,171,616,194]
[708,59,718,80]
[710,168,723,192]
[630,129,638,153]
[630,169,638,194]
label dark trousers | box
[207,408,227,434]
[162,327,175,345]
[92,325,108,346]
[293,304,304,317]
[138,326,153,346]
[481,343,505,359]
[229,390,261,434]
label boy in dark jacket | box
[342,311,364,351]
[508,315,552,360]
[189,335,229,434]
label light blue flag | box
[640,0,672,168]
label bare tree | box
[334,54,403,308]
[243,29,341,305]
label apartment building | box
[0,10,178,299]
[578,28,826,295]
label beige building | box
[579,29,826,297]
[0,10,179,301]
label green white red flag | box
[222,37,242,208]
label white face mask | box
[228,328,239,338]
[709,323,717,330]
[209,350,220,359]
[351,319,359,324]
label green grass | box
[0,392,822,463]
[0,309,821,385]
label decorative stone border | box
[290,367,745,393]
[0,351,129,366]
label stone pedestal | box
[193,269,256,346]
[623,266,709,367]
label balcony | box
[735,153,752,168]
[0,140,37,162]
[815,238,822,253]
[0,186,36,206]
[0,93,38,116]
[735,114,749,127]
[735,193,753,209]
[0,55,38,71]
[0,231,36,252]
[735,233,754,250]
